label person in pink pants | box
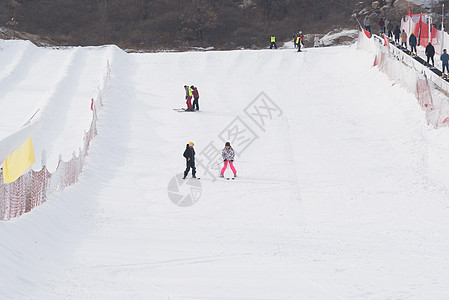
[220,142,237,178]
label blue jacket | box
[441,53,449,64]
[183,145,195,164]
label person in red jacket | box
[190,85,200,111]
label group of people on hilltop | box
[269,32,304,51]
[364,16,397,39]
[364,15,449,79]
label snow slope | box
[1,40,449,299]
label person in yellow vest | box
[296,31,304,52]
[184,85,194,111]
[270,35,277,49]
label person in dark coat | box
[190,85,200,111]
[393,25,401,44]
[441,49,449,78]
[387,20,394,39]
[183,142,196,179]
[425,42,435,66]
[409,32,417,56]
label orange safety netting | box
[0,63,109,221]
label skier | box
[270,35,277,49]
[183,142,196,179]
[393,25,401,44]
[190,85,200,111]
[400,29,407,48]
[409,32,417,56]
[441,49,449,78]
[364,16,371,33]
[220,142,237,178]
[296,31,304,52]
[425,42,435,67]
[293,33,298,48]
[184,85,193,111]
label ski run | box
[1,38,449,299]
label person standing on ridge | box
[364,16,371,32]
[425,42,435,67]
[296,31,304,52]
[270,35,277,49]
[183,142,196,179]
[190,85,200,111]
[441,49,449,78]
[184,85,193,111]
[409,32,417,56]
[387,20,394,40]
[220,142,237,178]
[378,18,385,34]
[393,25,401,44]
[400,29,407,48]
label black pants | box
[193,97,199,110]
[427,55,434,66]
[184,160,196,177]
[411,45,417,53]
[401,42,407,48]
[395,37,399,44]
[443,63,449,74]
[297,42,301,52]
[270,42,277,49]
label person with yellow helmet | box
[270,35,277,49]
[183,142,196,179]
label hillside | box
[1,0,360,49]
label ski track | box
[0,42,449,299]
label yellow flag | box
[3,137,36,184]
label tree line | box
[1,0,358,49]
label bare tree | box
[139,0,155,20]
[97,0,109,43]
[180,0,218,42]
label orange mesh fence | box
[0,62,109,221]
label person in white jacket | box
[220,142,237,178]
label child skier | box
[183,142,196,179]
[220,142,237,178]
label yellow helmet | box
[189,142,194,146]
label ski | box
[173,108,196,112]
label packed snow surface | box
[1,39,449,299]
